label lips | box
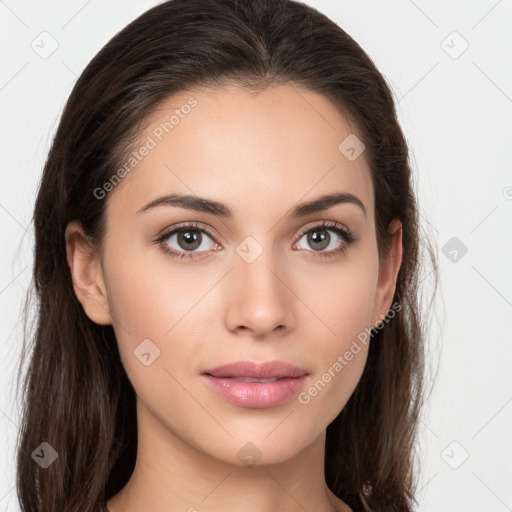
[228,377,282,383]
[202,360,309,408]
[203,360,309,379]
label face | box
[67,83,402,467]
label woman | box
[15,0,438,511]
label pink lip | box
[202,360,309,408]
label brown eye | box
[306,228,330,251]
[293,221,356,259]
[162,228,217,253]
[176,229,203,251]
[156,222,221,261]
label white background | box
[1,1,511,510]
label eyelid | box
[156,221,221,244]
[294,219,353,241]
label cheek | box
[104,243,204,344]
[303,249,379,350]
[294,251,378,421]
[102,246,218,391]
[103,253,202,428]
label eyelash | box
[154,220,357,262]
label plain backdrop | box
[1,1,511,510]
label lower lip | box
[202,374,308,408]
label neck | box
[106,398,348,512]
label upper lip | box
[203,360,309,379]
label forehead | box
[107,83,374,223]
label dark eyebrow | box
[136,192,366,219]
[137,193,232,217]
[285,192,366,220]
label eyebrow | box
[137,191,366,219]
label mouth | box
[201,360,309,408]
[202,360,309,379]
[214,376,289,383]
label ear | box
[65,220,112,325]
[371,218,403,327]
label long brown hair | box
[15,0,438,510]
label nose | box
[223,249,295,338]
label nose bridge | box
[223,238,294,336]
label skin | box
[65,84,402,512]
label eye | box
[292,221,356,259]
[155,222,221,261]
[154,220,356,262]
